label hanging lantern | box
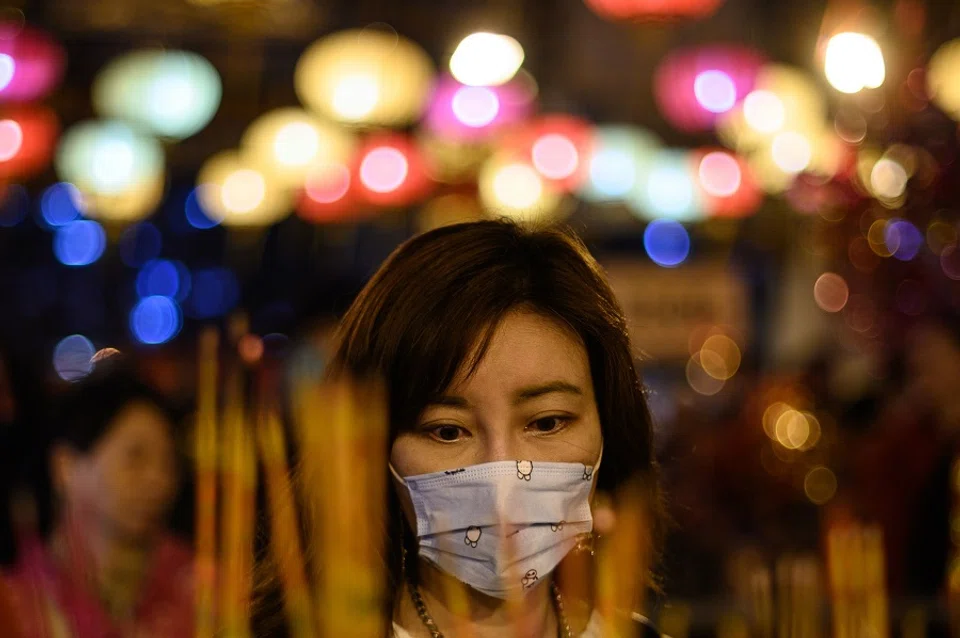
[241,107,355,189]
[297,160,362,224]
[423,74,535,141]
[295,28,434,127]
[500,114,595,192]
[654,45,765,133]
[0,105,58,180]
[196,150,291,227]
[354,134,433,207]
[584,0,725,22]
[478,152,565,223]
[92,49,221,140]
[0,22,65,103]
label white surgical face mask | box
[391,449,601,599]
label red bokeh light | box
[354,135,433,207]
[584,0,725,22]
[0,105,58,180]
[0,23,66,103]
[691,148,762,218]
[501,115,595,192]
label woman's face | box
[391,309,603,476]
[57,401,179,541]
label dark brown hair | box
[326,218,662,604]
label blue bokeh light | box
[53,334,96,382]
[885,219,923,261]
[119,222,162,268]
[184,187,220,229]
[54,220,106,267]
[136,259,191,301]
[40,183,82,227]
[186,268,240,319]
[0,185,29,228]
[643,220,691,268]
[130,296,182,345]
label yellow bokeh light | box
[743,90,785,134]
[804,466,837,505]
[197,150,291,227]
[926,38,960,122]
[699,334,741,380]
[824,32,885,94]
[870,158,908,200]
[763,402,790,440]
[80,172,165,224]
[814,272,849,313]
[478,155,563,222]
[686,354,725,396]
[241,108,355,189]
[771,131,812,174]
[295,29,435,127]
[867,219,895,257]
[927,220,958,256]
[775,409,810,449]
[449,32,524,87]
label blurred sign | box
[604,259,751,361]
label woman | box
[2,359,193,637]
[328,219,664,637]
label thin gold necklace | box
[407,580,574,638]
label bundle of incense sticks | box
[194,328,219,638]
[826,522,889,638]
[295,377,388,638]
[217,332,257,638]
[256,405,315,638]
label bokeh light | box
[53,219,106,267]
[813,272,849,312]
[137,259,191,301]
[93,49,221,139]
[579,125,661,202]
[184,187,221,229]
[449,32,524,87]
[654,45,764,132]
[584,0,725,22]
[686,353,725,396]
[295,28,434,127]
[479,154,562,222]
[927,38,960,121]
[699,334,741,380]
[240,107,354,189]
[52,334,95,382]
[870,158,908,200]
[424,75,534,141]
[503,115,594,192]
[804,466,837,505]
[698,151,741,197]
[40,182,82,227]
[884,219,923,261]
[643,219,691,267]
[130,296,182,345]
[354,135,431,206]
[637,150,704,221]
[196,150,291,227]
[742,90,785,134]
[0,106,58,180]
[0,23,65,103]
[56,119,164,216]
[941,245,960,281]
[695,149,762,218]
[927,220,958,256]
[360,147,408,193]
[305,163,352,204]
[775,408,809,449]
[824,32,885,94]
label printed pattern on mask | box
[521,569,539,588]
[464,526,482,547]
[516,460,533,480]
[550,521,565,532]
[582,464,593,480]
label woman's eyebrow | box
[512,381,583,404]
[428,381,584,408]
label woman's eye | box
[430,425,465,442]
[529,416,568,434]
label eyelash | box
[422,415,573,444]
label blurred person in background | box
[2,357,193,637]
[327,219,664,638]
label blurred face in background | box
[55,400,179,543]
[390,309,604,477]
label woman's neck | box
[395,560,559,638]
[51,521,152,620]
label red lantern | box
[296,160,364,224]
[500,115,595,192]
[0,105,58,180]
[0,23,65,103]
[354,134,433,207]
[585,0,725,22]
[654,45,765,133]
[692,148,762,218]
